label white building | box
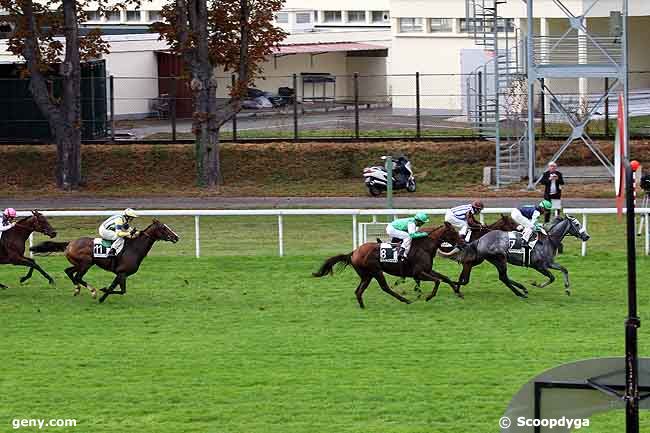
[2,0,649,118]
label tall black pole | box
[624,160,640,433]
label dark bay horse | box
[443,216,590,299]
[31,219,179,303]
[313,223,461,308]
[0,210,57,287]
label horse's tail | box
[312,253,353,277]
[30,241,69,254]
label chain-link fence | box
[3,72,650,142]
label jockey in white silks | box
[98,208,139,256]
[444,201,484,243]
[511,200,552,246]
[0,208,17,240]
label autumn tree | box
[153,0,286,188]
[1,0,135,190]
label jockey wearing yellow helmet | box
[98,208,140,257]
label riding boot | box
[398,250,407,277]
[108,248,117,257]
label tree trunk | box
[21,0,82,190]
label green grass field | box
[1,214,650,432]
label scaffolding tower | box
[466,0,631,188]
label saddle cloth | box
[93,238,115,259]
[507,232,537,267]
[379,242,399,263]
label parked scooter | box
[362,156,417,197]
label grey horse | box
[432,216,590,299]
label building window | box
[496,18,515,33]
[314,11,319,22]
[85,10,101,21]
[347,11,366,23]
[106,10,121,22]
[126,10,141,22]
[460,18,514,33]
[296,12,311,24]
[323,11,342,23]
[399,18,424,33]
[371,11,390,23]
[148,11,162,22]
[429,18,452,33]
[275,12,289,24]
[459,18,478,33]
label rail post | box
[540,78,546,138]
[29,233,34,258]
[170,76,177,142]
[232,74,238,142]
[605,77,610,136]
[278,215,284,257]
[194,216,200,258]
[646,212,649,256]
[109,75,115,143]
[352,214,358,249]
[581,213,588,256]
[415,72,421,138]
[293,74,299,141]
[354,72,360,139]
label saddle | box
[507,232,538,267]
[93,238,116,259]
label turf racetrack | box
[1,215,649,432]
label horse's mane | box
[422,225,445,235]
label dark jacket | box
[540,170,564,200]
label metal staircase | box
[465,0,527,188]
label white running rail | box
[18,208,650,258]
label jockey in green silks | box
[385,212,430,260]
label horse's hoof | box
[531,282,539,287]
[73,289,80,296]
[565,290,571,296]
[20,278,28,285]
[91,291,97,299]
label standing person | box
[540,162,564,223]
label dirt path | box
[5,195,618,210]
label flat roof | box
[275,42,387,55]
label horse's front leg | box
[426,280,441,302]
[417,269,463,299]
[531,266,555,288]
[14,257,54,285]
[99,274,121,303]
[548,262,571,295]
[20,267,35,284]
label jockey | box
[444,200,485,243]
[511,200,552,245]
[98,208,139,257]
[0,208,17,237]
[386,212,430,261]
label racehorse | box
[0,210,57,287]
[30,219,179,303]
[438,216,590,299]
[313,223,462,308]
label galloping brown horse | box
[313,223,461,308]
[30,219,179,303]
[0,210,57,287]
[427,214,519,300]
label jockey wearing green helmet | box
[511,200,552,246]
[386,212,430,260]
